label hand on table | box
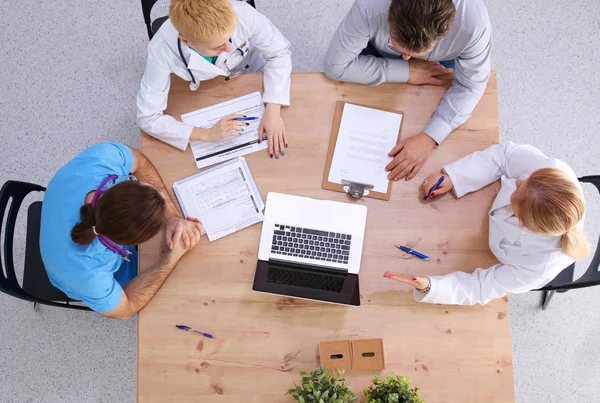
[408,59,453,86]
[166,217,204,250]
[421,173,453,199]
[383,271,430,291]
[206,114,247,141]
[259,103,288,159]
[386,133,437,181]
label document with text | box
[328,103,402,193]
[182,92,267,169]
[173,158,264,242]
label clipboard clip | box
[341,180,374,199]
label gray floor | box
[0,0,599,402]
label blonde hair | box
[169,0,236,43]
[512,168,590,260]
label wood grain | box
[138,72,514,403]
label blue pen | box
[176,324,214,339]
[233,117,259,122]
[423,175,445,200]
[395,245,429,261]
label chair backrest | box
[141,0,257,40]
[0,180,90,310]
[544,176,600,291]
[0,180,45,299]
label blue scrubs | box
[40,143,137,313]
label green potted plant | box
[287,366,358,403]
[362,373,423,403]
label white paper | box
[328,104,402,193]
[182,92,267,169]
[175,159,263,241]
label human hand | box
[383,271,430,291]
[408,59,453,86]
[165,217,203,250]
[206,114,247,141]
[259,103,288,159]
[385,133,436,181]
[421,173,453,199]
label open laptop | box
[253,192,367,306]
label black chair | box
[536,175,600,310]
[0,180,90,311]
[141,0,256,40]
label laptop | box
[253,192,368,306]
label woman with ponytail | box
[384,142,589,306]
[40,143,204,318]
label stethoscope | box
[177,37,250,90]
[90,174,135,261]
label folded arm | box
[323,1,408,85]
[102,252,179,319]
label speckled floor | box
[0,1,599,402]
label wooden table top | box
[138,72,514,403]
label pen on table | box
[423,175,445,201]
[395,245,429,261]
[175,324,214,339]
[233,116,259,122]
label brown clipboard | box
[321,101,404,201]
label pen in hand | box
[176,324,214,339]
[423,175,444,200]
[233,116,259,122]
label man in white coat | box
[384,143,590,306]
[137,0,292,159]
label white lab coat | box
[136,1,292,151]
[415,142,582,306]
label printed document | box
[173,158,264,242]
[182,92,267,169]
[328,104,402,193]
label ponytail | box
[513,168,590,261]
[71,204,97,245]
[561,230,590,260]
[70,181,166,247]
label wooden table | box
[138,73,514,402]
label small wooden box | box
[319,340,352,372]
[319,339,385,371]
[351,338,385,371]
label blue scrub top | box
[40,143,137,313]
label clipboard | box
[321,101,404,201]
[173,157,264,242]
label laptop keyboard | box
[267,266,345,292]
[270,224,351,265]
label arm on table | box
[136,46,196,151]
[414,263,546,306]
[422,25,492,144]
[129,147,204,248]
[444,142,559,198]
[102,224,192,319]
[323,0,408,85]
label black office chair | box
[536,176,600,310]
[0,180,90,311]
[141,0,257,40]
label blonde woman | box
[384,142,589,305]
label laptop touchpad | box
[300,200,331,228]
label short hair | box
[388,0,456,53]
[169,0,236,43]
